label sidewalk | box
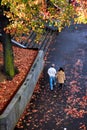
[15,24,87,130]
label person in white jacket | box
[47,64,57,90]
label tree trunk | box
[2,32,15,78]
[1,6,15,79]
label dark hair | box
[58,67,64,72]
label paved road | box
[15,24,87,130]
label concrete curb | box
[0,50,44,130]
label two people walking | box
[47,64,66,90]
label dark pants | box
[59,83,63,89]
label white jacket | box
[47,67,56,77]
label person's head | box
[59,67,64,71]
[51,64,55,67]
[77,59,81,63]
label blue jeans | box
[49,76,56,90]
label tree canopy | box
[1,0,87,36]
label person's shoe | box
[51,88,53,90]
[54,83,56,86]
[53,83,56,87]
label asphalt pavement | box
[15,24,87,130]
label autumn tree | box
[0,0,41,79]
[0,0,87,79]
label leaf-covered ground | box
[0,44,38,114]
[15,24,87,130]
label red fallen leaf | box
[46,109,53,113]
[70,80,77,85]
[70,85,80,93]
[67,95,74,103]
[82,96,87,101]
[0,96,3,99]
[39,119,44,123]
[32,109,38,113]
[20,125,24,128]
[75,98,80,102]
[26,123,30,126]
[79,110,85,115]
[80,124,86,130]
[65,107,85,118]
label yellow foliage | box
[1,0,87,36]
